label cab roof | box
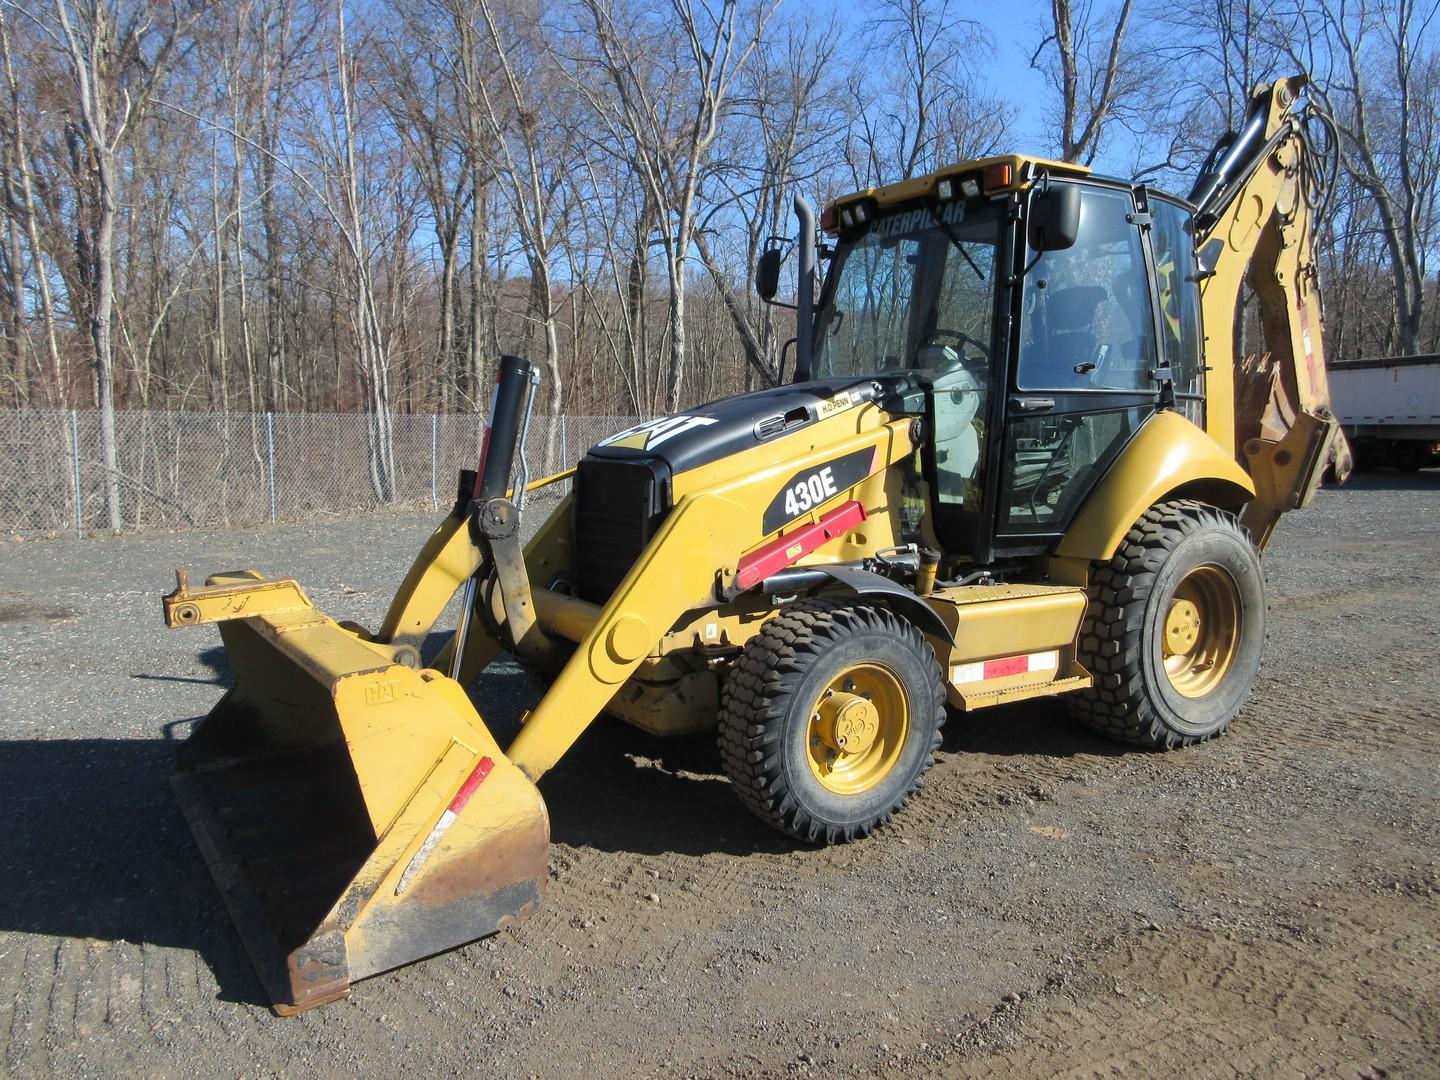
[832,153,1091,212]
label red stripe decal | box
[735,501,867,590]
[983,655,1029,679]
[447,756,495,814]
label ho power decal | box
[761,448,875,535]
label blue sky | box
[972,2,1056,150]
[810,0,1062,150]
[802,0,1147,175]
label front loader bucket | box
[165,572,548,1014]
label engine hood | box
[587,378,882,477]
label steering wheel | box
[925,327,991,361]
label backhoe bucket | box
[164,571,548,1014]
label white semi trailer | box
[1329,355,1440,471]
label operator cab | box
[808,160,1206,564]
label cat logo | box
[600,414,719,451]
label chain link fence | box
[0,410,643,538]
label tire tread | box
[1069,499,1257,749]
[718,599,944,844]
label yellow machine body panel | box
[932,583,1088,662]
[1055,411,1256,563]
[506,405,918,778]
[925,583,1092,711]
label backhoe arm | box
[1191,75,1352,547]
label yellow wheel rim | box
[806,663,910,795]
[1161,565,1241,698]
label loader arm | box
[1191,75,1352,546]
[505,416,914,779]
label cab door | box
[994,182,1163,549]
[919,216,1004,562]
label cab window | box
[1150,198,1205,400]
[1018,186,1157,391]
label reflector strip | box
[448,756,495,813]
[951,650,1058,686]
[395,756,495,895]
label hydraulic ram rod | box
[451,355,539,680]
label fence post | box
[560,414,569,494]
[430,413,439,511]
[266,411,277,524]
[70,409,82,538]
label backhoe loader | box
[162,75,1350,1013]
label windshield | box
[814,202,1002,380]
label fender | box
[766,563,956,645]
[1056,410,1255,563]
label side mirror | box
[755,247,783,302]
[1029,184,1082,252]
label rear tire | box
[718,600,945,844]
[1069,499,1265,748]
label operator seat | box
[1035,285,1106,386]
[921,343,986,508]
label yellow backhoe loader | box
[162,75,1350,1013]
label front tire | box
[1069,500,1265,748]
[718,600,945,844]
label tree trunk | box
[437,223,458,410]
[209,147,229,411]
[3,164,27,404]
[666,256,686,413]
[93,148,122,531]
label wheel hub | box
[1164,598,1201,654]
[1161,565,1241,699]
[815,691,880,755]
[806,664,910,796]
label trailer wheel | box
[1069,500,1265,748]
[718,600,945,844]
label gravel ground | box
[1,471,1437,1078]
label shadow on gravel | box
[941,697,1127,759]
[0,735,269,1008]
[539,699,1129,858]
[470,659,793,859]
[540,719,792,858]
[129,645,232,687]
[92,648,1114,953]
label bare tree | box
[843,0,1004,187]
[382,3,473,409]
[0,11,64,406]
[1031,0,1139,165]
[39,0,207,529]
[0,0,1434,443]
[573,0,774,412]
[693,15,845,386]
[438,0,505,408]
[325,2,398,495]
[471,0,572,441]
[1299,0,1440,355]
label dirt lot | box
[1,471,1437,1079]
